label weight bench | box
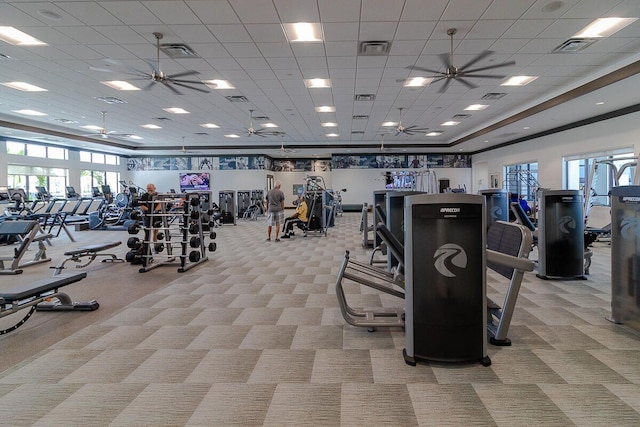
[0,220,53,275]
[52,241,124,276]
[0,272,98,335]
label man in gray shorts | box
[266,180,285,241]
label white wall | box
[472,113,640,190]
[274,170,332,206]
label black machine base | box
[36,300,99,311]
[536,274,587,281]
[403,348,491,367]
[489,337,511,346]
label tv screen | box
[180,172,210,191]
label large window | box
[7,165,68,199]
[79,150,119,165]
[6,140,68,160]
[80,170,120,197]
[504,162,539,202]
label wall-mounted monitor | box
[179,172,210,192]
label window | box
[26,144,46,158]
[504,162,539,202]
[105,154,119,165]
[48,146,67,160]
[79,151,92,162]
[6,141,25,155]
[80,169,120,197]
[7,165,68,199]
[79,150,119,165]
[6,140,68,159]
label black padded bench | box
[52,241,123,275]
[0,272,98,335]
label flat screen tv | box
[179,172,210,192]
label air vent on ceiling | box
[452,114,471,120]
[0,53,11,60]
[352,115,369,120]
[482,92,507,100]
[355,94,375,101]
[160,43,199,58]
[54,118,78,124]
[94,96,127,104]
[225,95,249,102]
[498,132,519,138]
[194,132,208,136]
[351,131,365,135]
[552,38,597,53]
[252,116,269,121]
[154,117,172,121]
[358,41,391,56]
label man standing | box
[266,180,285,241]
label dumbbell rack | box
[125,192,216,273]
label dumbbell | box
[128,222,141,235]
[189,236,201,248]
[209,231,216,240]
[189,251,201,262]
[127,237,141,250]
[156,232,164,241]
[154,243,165,253]
[188,223,199,234]
[208,242,217,252]
[190,197,200,206]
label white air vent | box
[253,116,269,121]
[194,132,208,136]
[498,132,519,138]
[552,38,596,53]
[54,118,78,124]
[452,114,471,120]
[358,41,391,56]
[351,131,365,134]
[482,92,507,100]
[160,43,199,58]
[154,117,172,121]
[352,115,369,120]
[94,96,127,104]
[355,94,375,101]
[225,95,249,102]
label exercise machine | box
[479,189,509,230]
[52,241,124,276]
[0,220,52,275]
[218,190,236,225]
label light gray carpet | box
[0,212,639,426]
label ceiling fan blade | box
[144,58,159,74]
[457,77,478,90]
[162,81,183,95]
[142,81,156,91]
[168,70,201,79]
[439,77,453,93]
[458,50,494,71]
[464,60,516,74]
[430,76,447,84]
[404,126,430,133]
[89,66,148,78]
[438,52,451,68]
[170,78,208,85]
[172,82,210,93]
[406,65,443,75]
[461,73,506,79]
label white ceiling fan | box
[90,32,210,95]
[242,109,284,137]
[394,108,429,136]
[82,111,132,139]
[405,28,516,93]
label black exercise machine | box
[0,220,52,275]
[0,272,98,335]
[52,241,124,276]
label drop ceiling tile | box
[521,0,580,19]
[189,43,232,59]
[267,60,301,72]
[141,1,202,24]
[323,22,360,42]
[236,57,271,69]
[329,68,356,79]
[324,41,357,57]
[245,24,288,43]
[223,43,263,57]
[388,40,426,56]
[318,0,361,22]
[228,0,280,23]
[328,56,357,69]
[356,56,388,68]
[274,0,320,22]
[207,24,252,42]
[356,68,383,79]
[442,0,493,21]
[0,3,50,25]
[95,26,150,44]
[258,43,294,58]
[361,0,405,21]
[211,58,243,71]
[359,22,399,41]
[56,44,106,60]
[100,1,163,25]
[54,27,114,45]
[395,21,437,41]
[481,0,537,19]
[296,56,329,70]
[185,0,241,24]
[290,43,327,57]
[331,78,356,88]
[168,25,219,43]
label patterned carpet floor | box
[0,212,639,426]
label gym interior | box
[1,1,640,425]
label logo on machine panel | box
[621,217,640,240]
[558,216,576,234]
[433,243,467,277]
[490,206,503,220]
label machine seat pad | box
[0,273,87,303]
[64,241,121,257]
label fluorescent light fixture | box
[404,77,433,87]
[141,124,162,129]
[163,107,190,114]
[81,125,102,131]
[2,81,47,91]
[0,27,47,46]
[381,121,398,127]
[101,80,140,91]
[321,122,337,127]
[200,123,220,129]
[305,78,330,88]
[315,106,335,113]
[426,131,443,136]
[13,109,47,116]
[261,123,278,128]
[224,134,240,138]
[464,104,489,111]
[441,121,460,126]
[596,101,604,105]
[129,135,143,140]
[203,79,234,89]
[282,22,323,42]
[574,17,638,38]
[325,133,339,137]
[501,75,538,86]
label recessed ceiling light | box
[464,104,488,111]
[203,79,234,89]
[501,76,538,86]
[81,125,102,131]
[2,81,47,91]
[141,124,162,129]
[315,106,335,113]
[596,101,604,105]
[14,109,47,116]
[574,17,638,38]
[381,121,398,127]
[0,27,47,46]
[441,121,460,126]
[225,134,240,138]
[403,77,433,87]
[95,96,127,104]
[282,22,323,42]
[101,80,140,91]
[129,135,143,140]
[163,107,190,114]
[305,78,330,88]
[426,131,443,136]
[200,123,220,128]
[321,122,337,127]
[523,126,530,130]
[325,133,339,137]
[261,123,278,128]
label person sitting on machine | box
[519,194,532,215]
[135,183,160,244]
[281,194,308,239]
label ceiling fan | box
[91,32,210,95]
[393,108,429,136]
[276,133,296,154]
[82,111,132,139]
[406,28,516,93]
[242,109,283,137]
